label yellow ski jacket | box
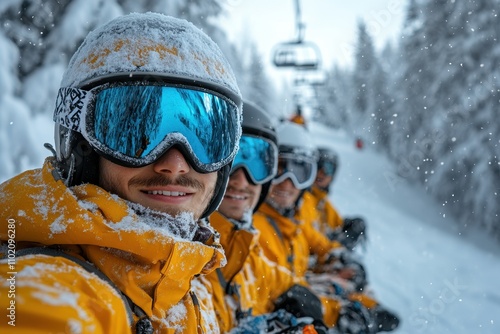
[254,202,347,326]
[0,158,225,333]
[308,186,344,236]
[298,192,382,320]
[206,212,296,332]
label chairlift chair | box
[293,70,328,87]
[272,40,322,70]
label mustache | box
[225,184,257,197]
[129,174,205,191]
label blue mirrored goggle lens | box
[231,135,278,184]
[90,85,239,170]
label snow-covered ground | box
[310,122,500,333]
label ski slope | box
[309,122,500,333]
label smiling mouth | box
[226,194,248,200]
[272,190,291,197]
[146,190,187,196]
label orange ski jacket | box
[254,201,345,326]
[206,212,296,332]
[0,158,225,333]
[308,186,344,236]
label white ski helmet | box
[53,12,242,218]
[273,121,318,189]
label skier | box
[0,13,242,333]
[355,137,364,150]
[253,122,365,329]
[207,103,366,333]
[289,104,306,126]
[307,147,401,332]
[254,121,399,332]
[309,147,367,251]
[204,101,329,333]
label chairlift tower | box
[272,0,327,124]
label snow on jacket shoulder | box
[0,254,132,333]
[253,203,310,282]
[232,236,297,317]
[0,158,225,333]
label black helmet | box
[232,100,278,211]
[317,146,339,181]
[53,13,242,219]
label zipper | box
[190,291,205,334]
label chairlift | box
[272,40,321,69]
[293,70,328,87]
[271,0,322,70]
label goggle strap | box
[53,87,91,132]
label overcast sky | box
[219,0,407,78]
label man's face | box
[99,148,217,220]
[315,168,333,189]
[268,178,301,209]
[218,168,262,221]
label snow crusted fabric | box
[0,157,225,333]
[60,12,240,98]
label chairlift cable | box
[294,0,305,42]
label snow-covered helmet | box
[273,121,317,190]
[53,13,242,218]
[231,101,278,211]
[316,146,339,180]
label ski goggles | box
[318,159,337,176]
[272,152,317,190]
[53,83,241,173]
[231,134,278,185]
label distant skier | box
[309,147,367,251]
[289,104,306,126]
[355,137,364,150]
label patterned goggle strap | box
[53,87,90,132]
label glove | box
[336,301,376,334]
[372,306,400,332]
[232,309,326,334]
[274,284,324,324]
[329,217,367,251]
[321,248,368,292]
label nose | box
[229,168,250,186]
[277,177,295,190]
[152,148,190,175]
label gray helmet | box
[241,102,277,148]
[317,146,339,180]
[235,101,278,211]
[53,13,242,218]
